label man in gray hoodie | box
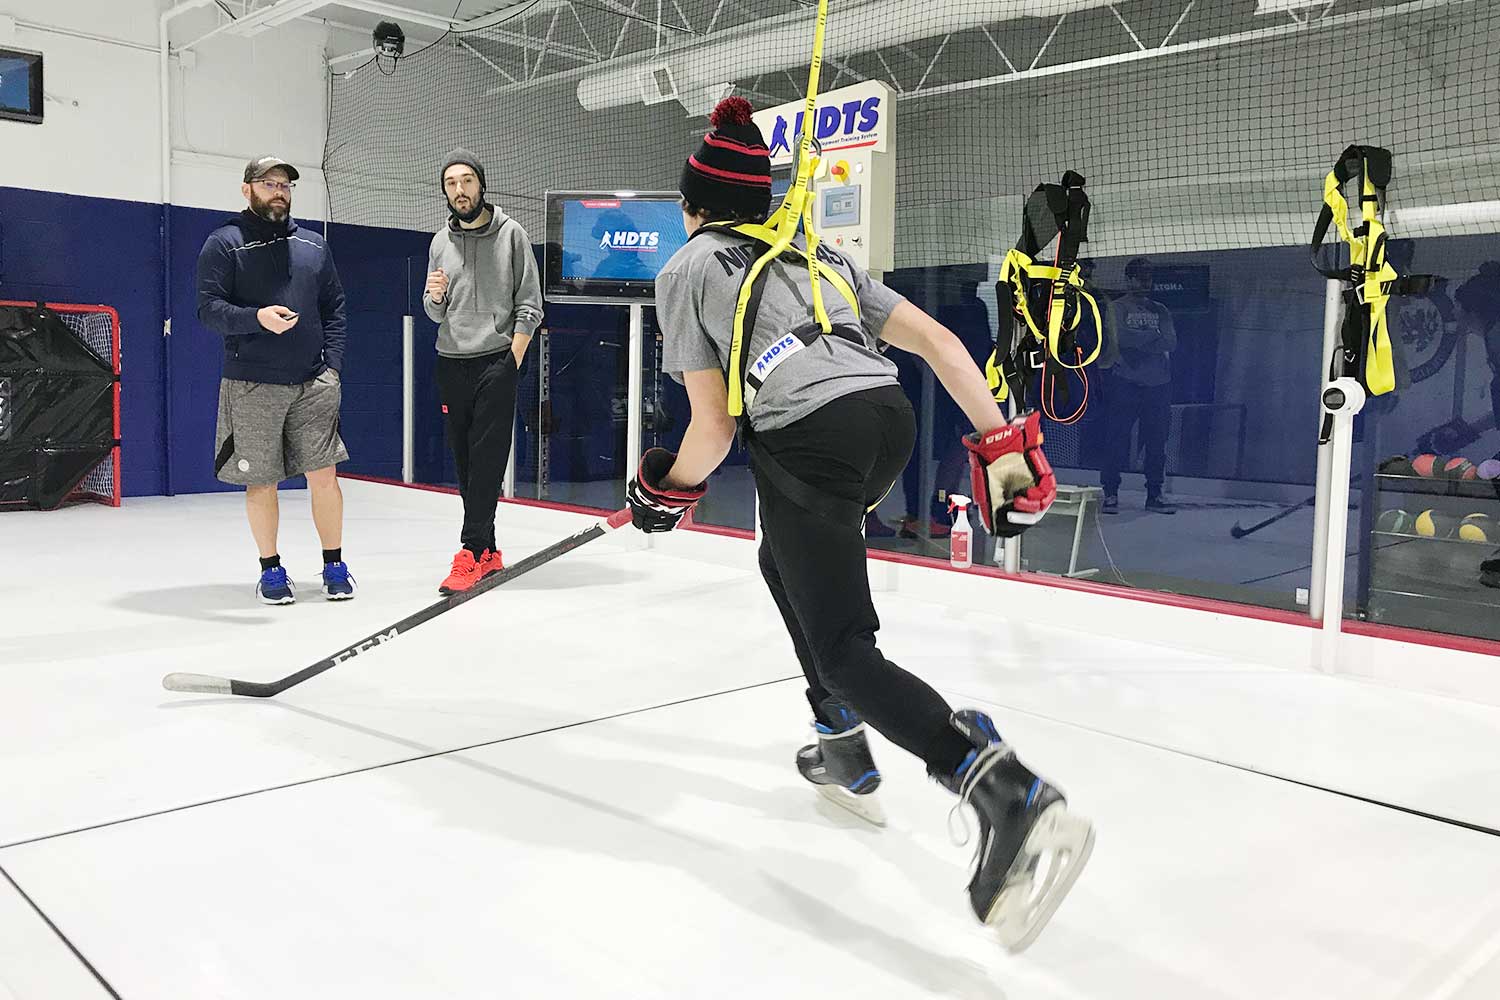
[423,149,544,593]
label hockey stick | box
[1229,473,1366,540]
[163,508,635,698]
[1229,497,1314,539]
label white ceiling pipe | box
[576,0,1116,111]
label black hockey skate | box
[940,710,1094,952]
[796,701,886,827]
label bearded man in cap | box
[422,149,544,594]
[196,155,354,605]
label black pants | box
[753,385,974,779]
[436,351,519,553]
[1100,374,1171,496]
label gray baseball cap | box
[243,155,300,182]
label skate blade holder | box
[987,802,1095,953]
[814,784,887,827]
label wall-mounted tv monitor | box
[0,47,44,125]
[544,191,688,305]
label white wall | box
[167,6,343,219]
[0,0,362,218]
[2,1,160,204]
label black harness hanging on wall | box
[1310,144,1437,443]
[986,171,1101,422]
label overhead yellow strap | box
[723,0,831,417]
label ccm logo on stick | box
[331,627,400,663]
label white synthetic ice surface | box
[3,480,1500,999]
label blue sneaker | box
[257,565,296,605]
[321,561,357,600]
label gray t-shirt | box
[656,229,905,431]
[1106,293,1176,387]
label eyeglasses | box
[253,179,296,193]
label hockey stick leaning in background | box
[163,508,635,698]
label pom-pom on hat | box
[679,97,772,221]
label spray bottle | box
[948,494,972,570]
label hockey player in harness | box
[623,90,1094,951]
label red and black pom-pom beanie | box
[679,97,772,221]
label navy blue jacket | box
[195,211,347,384]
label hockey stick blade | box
[161,673,235,695]
[162,508,635,699]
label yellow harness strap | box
[722,0,832,417]
[987,247,1102,403]
[1320,162,1398,396]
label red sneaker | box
[439,549,482,595]
[480,548,504,578]
[899,516,951,540]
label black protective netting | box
[327,0,1500,268]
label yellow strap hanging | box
[723,0,832,417]
[1318,152,1397,396]
[1357,169,1397,396]
[997,248,1103,370]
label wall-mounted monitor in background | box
[543,191,688,305]
[0,47,43,125]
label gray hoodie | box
[423,208,544,358]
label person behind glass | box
[869,269,991,542]
[1454,260,1500,440]
[422,149,543,595]
[622,97,1092,951]
[1099,256,1177,514]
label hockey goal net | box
[0,300,121,507]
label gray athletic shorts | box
[214,371,349,486]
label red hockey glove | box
[626,448,707,533]
[961,412,1056,538]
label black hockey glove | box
[626,448,707,533]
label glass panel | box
[524,303,629,511]
[872,252,1327,615]
[1350,235,1500,642]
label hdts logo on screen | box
[599,231,661,251]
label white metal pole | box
[1319,404,1357,672]
[1313,373,1365,673]
[1003,395,1021,573]
[401,315,414,483]
[626,304,645,478]
[1309,279,1342,619]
